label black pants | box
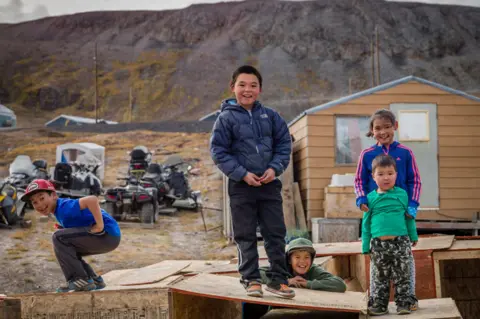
[229,179,289,288]
[52,227,121,281]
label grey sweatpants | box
[52,227,121,281]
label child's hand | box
[406,206,417,219]
[412,241,418,247]
[288,276,307,288]
[360,204,369,212]
[54,223,63,230]
[90,223,105,235]
[259,168,276,184]
[243,172,262,187]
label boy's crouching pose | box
[362,155,418,315]
[22,179,121,292]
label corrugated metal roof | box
[0,104,16,117]
[45,114,118,126]
[288,76,480,127]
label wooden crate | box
[324,186,362,219]
[311,218,360,243]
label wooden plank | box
[439,178,480,188]
[382,298,461,319]
[439,126,480,136]
[319,104,383,115]
[292,126,308,140]
[442,277,480,300]
[446,239,480,251]
[439,147,480,157]
[350,254,367,292]
[351,94,479,105]
[440,188,480,199]
[298,158,335,171]
[440,199,480,210]
[307,199,324,211]
[305,178,332,189]
[439,105,480,116]
[375,83,450,95]
[324,188,359,218]
[293,137,307,152]
[102,269,136,285]
[103,275,183,291]
[0,298,21,319]
[304,189,325,200]
[306,115,333,126]
[281,154,297,239]
[169,273,367,313]
[117,260,191,286]
[439,136,480,146]
[417,209,477,221]
[307,209,325,221]
[321,256,351,279]
[308,126,335,136]
[293,182,308,233]
[345,278,364,292]
[440,158,480,168]
[306,146,335,157]
[438,115,480,126]
[455,300,480,319]
[440,168,480,178]
[306,136,335,147]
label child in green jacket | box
[242,238,346,318]
[362,154,418,316]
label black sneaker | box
[56,278,96,293]
[368,304,389,316]
[93,276,106,290]
[397,303,412,315]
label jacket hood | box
[220,98,260,112]
[286,238,316,261]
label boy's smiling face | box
[231,73,261,109]
[290,250,312,276]
[30,191,57,216]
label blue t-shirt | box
[54,198,121,237]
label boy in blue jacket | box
[354,109,421,310]
[210,65,294,299]
[22,179,121,293]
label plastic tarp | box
[55,143,106,180]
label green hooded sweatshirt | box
[259,238,346,292]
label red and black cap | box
[21,179,56,202]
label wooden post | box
[371,37,375,87]
[281,154,296,241]
[293,182,308,236]
[94,41,99,124]
[0,298,21,319]
[375,26,380,85]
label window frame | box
[397,109,430,142]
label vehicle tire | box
[2,206,17,225]
[140,202,154,224]
[105,202,120,220]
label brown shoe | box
[265,284,295,299]
[246,282,263,298]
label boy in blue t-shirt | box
[22,179,121,292]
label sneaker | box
[56,278,96,293]
[265,284,295,299]
[93,276,106,290]
[397,304,412,315]
[246,282,263,298]
[410,299,418,311]
[368,304,389,316]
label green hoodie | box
[259,238,346,292]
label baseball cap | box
[21,179,56,202]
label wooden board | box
[382,298,461,319]
[169,273,367,313]
[259,235,455,258]
[293,182,308,233]
[446,238,480,251]
[117,260,191,286]
[103,275,183,291]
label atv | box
[52,162,102,199]
[127,146,152,180]
[104,175,157,224]
[140,156,202,215]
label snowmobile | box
[4,155,49,189]
[0,181,25,227]
[104,175,157,224]
[127,146,152,180]
[140,156,202,215]
[52,161,102,198]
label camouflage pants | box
[369,236,413,307]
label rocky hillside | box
[0,0,479,123]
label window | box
[335,116,372,165]
[398,110,430,142]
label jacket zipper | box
[248,111,260,154]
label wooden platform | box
[383,298,461,318]
[168,273,368,319]
[258,235,455,258]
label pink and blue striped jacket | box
[354,141,422,208]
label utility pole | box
[375,26,381,85]
[94,42,99,124]
[371,36,375,87]
[129,87,133,122]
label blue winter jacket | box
[354,141,422,208]
[210,99,292,182]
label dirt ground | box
[0,129,237,294]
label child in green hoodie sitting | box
[242,238,346,318]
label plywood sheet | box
[103,275,183,291]
[447,238,480,251]
[382,298,461,319]
[117,260,191,286]
[101,268,136,285]
[259,236,454,258]
[170,273,367,313]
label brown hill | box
[0,0,479,124]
